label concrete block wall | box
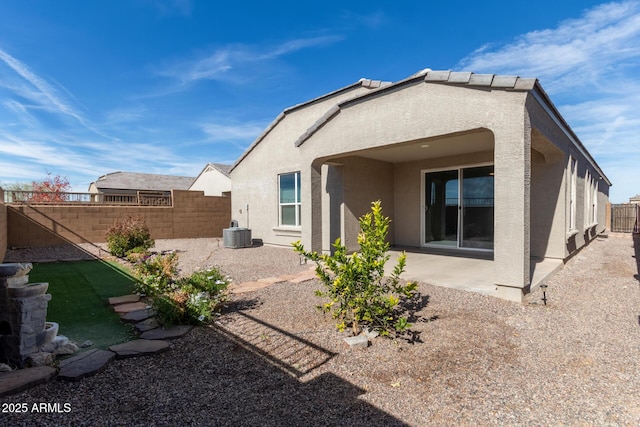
[0,188,7,261]
[6,190,231,248]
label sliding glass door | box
[424,165,494,250]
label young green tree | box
[293,200,419,337]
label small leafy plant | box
[132,251,179,296]
[132,252,229,326]
[106,215,154,257]
[293,200,418,337]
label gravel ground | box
[1,233,639,426]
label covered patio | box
[388,250,563,297]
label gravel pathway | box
[1,233,639,425]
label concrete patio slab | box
[388,250,565,298]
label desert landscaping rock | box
[80,340,93,348]
[120,307,156,323]
[26,352,54,367]
[0,366,56,397]
[139,325,192,340]
[4,236,640,425]
[113,301,149,313]
[343,335,369,349]
[109,339,170,359]
[135,317,159,332]
[53,341,79,356]
[108,294,140,305]
[0,363,12,372]
[58,349,116,381]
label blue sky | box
[0,0,638,202]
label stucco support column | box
[493,126,531,301]
[302,160,324,253]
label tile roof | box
[92,171,195,192]
[229,68,609,186]
[209,163,231,177]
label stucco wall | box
[189,168,231,196]
[0,188,7,262]
[526,95,610,259]
[231,84,376,247]
[231,75,610,298]
[530,146,566,259]
[340,156,394,252]
[6,190,230,248]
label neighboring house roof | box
[90,171,195,192]
[207,163,231,177]
[190,163,232,183]
[229,69,611,186]
[189,163,232,193]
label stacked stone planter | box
[0,263,56,367]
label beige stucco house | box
[189,163,232,197]
[229,69,611,301]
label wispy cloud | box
[457,1,640,94]
[199,120,268,143]
[456,1,640,202]
[156,35,343,87]
[0,48,86,123]
[0,47,117,141]
[340,10,387,30]
[143,0,193,17]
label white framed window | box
[278,171,301,227]
[584,171,592,227]
[569,157,577,231]
[592,177,598,224]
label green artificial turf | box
[28,260,138,349]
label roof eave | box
[530,81,611,186]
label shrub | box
[293,200,419,337]
[132,251,179,296]
[106,216,154,257]
[132,251,229,326]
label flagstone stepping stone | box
[230,280,273,294]
[121,308,156,323]
[113,301,149,313]
[257,276,284,285]
[57,349,116,381]
[109,339,170,359]
[290,269,317,283]
[135,317,159,333]
[140,325,192,340]
[108,294,140,305]
[0,366,56,397]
